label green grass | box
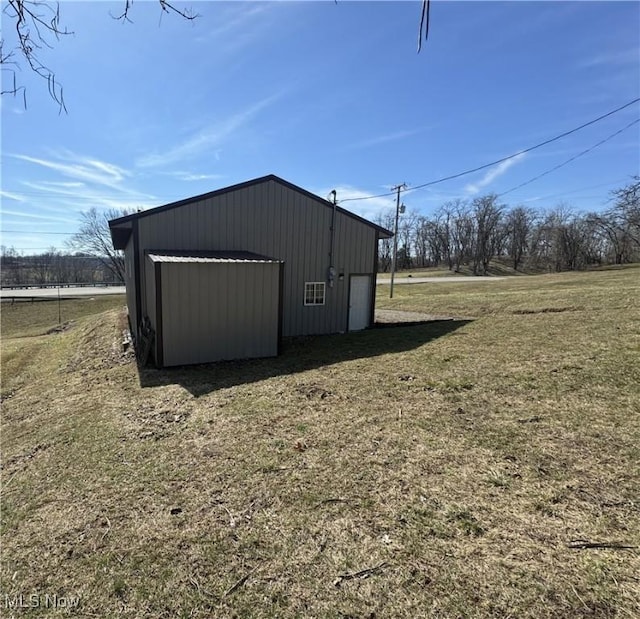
[1,270,639,618]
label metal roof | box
[109,175,393,250]
[147,250,281,264]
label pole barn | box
[109,175,393,367]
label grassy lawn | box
[1,295,127,339]
[1,269,639,618]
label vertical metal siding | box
[144,256,157,363]
[160,261,279,366]
[124,235,137,335]
[137,179,378,338]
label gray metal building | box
[109,174,392,367]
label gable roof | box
[109,174,393,249]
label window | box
[304,282,325,306]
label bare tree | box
[426,218,447,267]
[413,216,433,268]
[31,248,58,284]
[609,176,640,250]
[579,216,607,266]
[378,177,640,274]
[68,207,134,282]
[433,204,456,270]
[558,216,587,271]
[1,0,197,111]
[0,246,25,286]
[536,205,591,271]
[450,200,474,272]
[398,210,418,269]
[505,206,535,271]
[587,211,634,265]
[375,212,395,272]
[470,195,503,275]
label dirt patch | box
[122,398,194,440]
[294,382,333,399]
[45,320,75,335]
[61,310,135,373]
[512,306,584,315]
[375,309,457,324]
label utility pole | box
[389,183,407,298]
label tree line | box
[376,177,640,273]
[0,248,123,288]
[1,208,128,288]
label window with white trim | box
[304,282,325,306]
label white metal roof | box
[147,250,281,264]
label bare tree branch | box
[417,0,431,53]
[111,0,198,24]
[1,0,197,111]
[1,0,71,112]
[68,207,136,283]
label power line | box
[340,97,640,203]
[338,189,396,203]
[497,118,640,198]
[520,177,630,201]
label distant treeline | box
[376,178,640,273]
[0,249,123,287]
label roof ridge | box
[109,175,393,250]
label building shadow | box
[138,319,472,397]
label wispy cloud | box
[194,3,281,57]
[349,128,430,150]
[8,152,159,221]
[12,152,130,190]
[1,209,78,224]
[579,47,640,69]
[203,4,273,40]
[464,153,526,195]
[136,93,283,169]
[20,180,157,213]
[34,181,86,189]
[0,190,27,202]
[166,172,225,182]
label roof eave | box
[109,222,133,250]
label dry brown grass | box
[1,268,639,617]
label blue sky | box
[1,1,639,253]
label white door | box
[348,275,371,331]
